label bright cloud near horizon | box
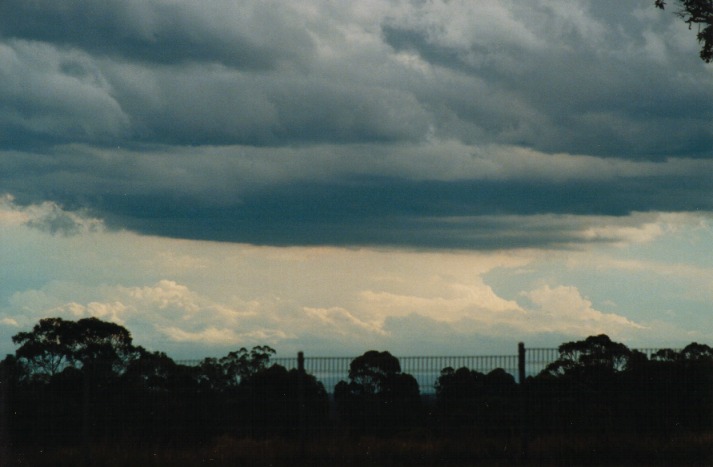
[1,0,712,359]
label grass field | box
[8,432,713,466]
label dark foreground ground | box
[7,432,713,466]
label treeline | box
[3,318,328,445]
[1,317,712,447]
[528,335,713,436]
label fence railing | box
[275,354,527,394]
[178,351,534,394]
[177,345,669,394]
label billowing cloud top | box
[1,0,712,249]
[3,195,712,359]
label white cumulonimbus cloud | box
[1,195,708,357]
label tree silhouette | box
[240,364,329,437]
[533,335,646,434]
[195,346,276,392]
[435,367,516,435]
[346,350,402,395]
[656,0,713,61]
[532,336,713,435]
[123,348,186,392]
[12,317,136,382]
[679,341,713,361]
[4,318,713,451]
[335,350,420,435]
[541,334,644,380]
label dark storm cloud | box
[2,0,713,249]
[0,40,130,149]
[381,10,713,159]
[2,136,713,249]
[63,172,711,249]
[0,0,312,69]
[2,0,711,153]
[0,41,430,149]
[107,70,432,146]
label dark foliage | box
[529,337,713,436]
[435,366,516,435]
[656,0,713,62]
[334,350,421,435]
[240,364,329,437]
[3,318,330,447]
[12,317,136,382]
[194,345,275,392]
[1,318,712,455]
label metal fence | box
[179,346,562,394]
[276,354,526,394]
[273,347,675,393]
[177,346,677,394]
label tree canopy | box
[334,350,420,434]
[195,345,276,391]
[4,317,713,447]
[540,334,645,380]
[12,317,136,381]
[346,350,402,395]
[656,0,713,61]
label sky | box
[1,0,713,360]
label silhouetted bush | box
[239,364,329,437]
[334,350,422,435]
[528,336,713,436]
[435,367,516,435]
[2,318,712,453]
[2,318,332,445]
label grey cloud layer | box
[1,0,712,248]
[0,0,313,69]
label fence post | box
[297,351,306,458]
[82,367,91,466]
[518,342,526,384]
[518,342,529,460]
